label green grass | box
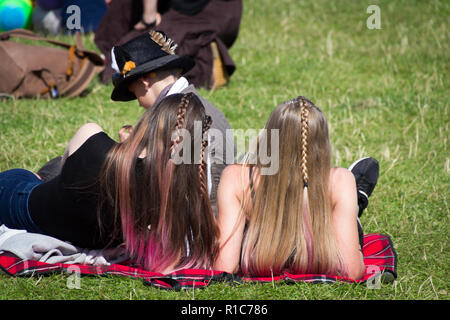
[0,0,448,300]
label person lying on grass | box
[37,30,235,216]
[214,96,379,280]
[0,93,219,274]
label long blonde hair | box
[240,96,345,276]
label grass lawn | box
[0,0,448,301]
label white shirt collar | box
[167,77,189,96]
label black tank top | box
[29,132,120,249]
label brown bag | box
[0,29,105,99]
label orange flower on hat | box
[122,61,136,75]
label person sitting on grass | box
[214,96,379,280]
[37,30,235,215]
[0,93,219,274]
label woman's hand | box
[133,13,161,30]
[118,125,133,142]
[134,0,161,30]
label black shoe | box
[349,157,379,217]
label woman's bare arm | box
[330,168,366,280]
[214,165,247,273]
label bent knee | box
[74,123,104,141]
[78,123,103,135]
[67,123,104,157]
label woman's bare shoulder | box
[330,167,355,184]
[219,164,251,199]
[329,167,357,210]
[221,164,251,183]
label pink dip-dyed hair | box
[99,93,219,273]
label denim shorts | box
[0,169,44,233]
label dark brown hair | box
[99,93,219,272]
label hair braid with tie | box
[170,93,192,154]
[176,93,191,130]
[298,97,310,188]
[198,115,212,197]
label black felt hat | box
[110,31,194,101]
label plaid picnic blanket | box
[0,233,397,290]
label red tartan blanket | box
[0,233,397,290]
